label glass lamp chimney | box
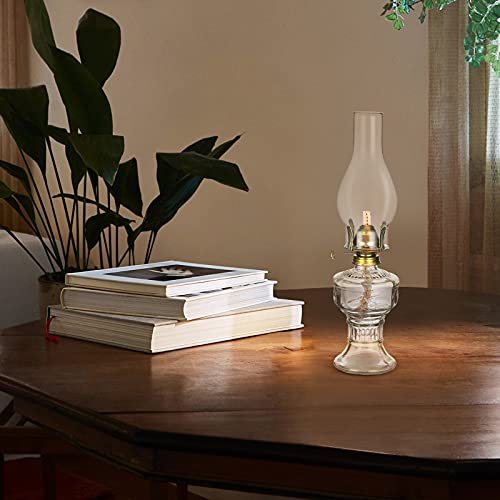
[337,112,398,256]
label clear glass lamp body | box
[333,265,399,375]
[333,111,399,375]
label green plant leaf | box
[109,158,143,216]
[7,193,36,224]
[0,86,48,172]
[0,160,31,194]
[50,47,113,134]
[393,18,404,30]
[77,9,121,86]
[54,193,110,213]
[48,125,69,145]
[156,159,189,194]
[69,134,124,185]
[24,0,57,71]
[156,152,249,191]
[0,86,48,133]
[65,143,88,189]
[85,212,132,250]
[385,13,398,21]
[182,136,218,155]
[87,169,99,195]
[0,180,35,225]
[209,134,242,159]
[141,176,203,233]
[0,180,13,199]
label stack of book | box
[48,261,303,353]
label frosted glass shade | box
[337,112,397,232]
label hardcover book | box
[66,261,267,297]
[48,299,304,354]
[61,280,276,320]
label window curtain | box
[0,0,29,232]
[428,1,500,294]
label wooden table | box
[0,288,499,499]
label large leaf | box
[141,176,203,233]
[0,160,31,194]
[24,0,57,71]
[182,136,218,155]
[51,47,113,134]
[209,134,242,159]
[54,193,112,213]
[156,137,218,193]
[0,86,48,172]
[156,152,248,191]
[7,193,36,225]
[85,212,132,251]
[48,126,88,190]
[155,136,219,194]
[87,169,99,195]
[0,86,48,132]
[77,9,121,87]
[156,158,189,194]
[109,158,142,216]
[0,180,13,199]
[48,125,69,145]
[69,134,124,185]
[0,180,36,225]
[65,143,87,189]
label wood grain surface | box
[0,288,499,497]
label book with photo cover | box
[60,280,276,320]
[48,299,304,353]
[65,261,267,297]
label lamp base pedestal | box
[333,323,396,376]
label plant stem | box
[107,189,112,267]
[74,184,80,270]
[2,227,48,275]
[115,203,120,267]
[12,207,59,273]
[151,232,157,261]
[64,195,76,269]
[31,152,67,269]
[47,139,79,264]
[117,246,129,267]
[144,231,157,264]
[145,231,154,264]
[94,181,104,268]
[83,175,87,268]
[20,152,64,270]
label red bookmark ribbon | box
[44,316,59,343]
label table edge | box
[2,374,500,480]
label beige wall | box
[31,0,428,289]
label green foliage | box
[76,9,121,87]
[84,212,133,251]
[51,47,114,134]
[156,151,249,192]
[0,86,48,172]
[382,0,500,76]
[109,158,143,217]
[68,134,124,185]
[0,1,248,276]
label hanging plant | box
[381,0,500,75]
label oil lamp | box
[333,111,399,375]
